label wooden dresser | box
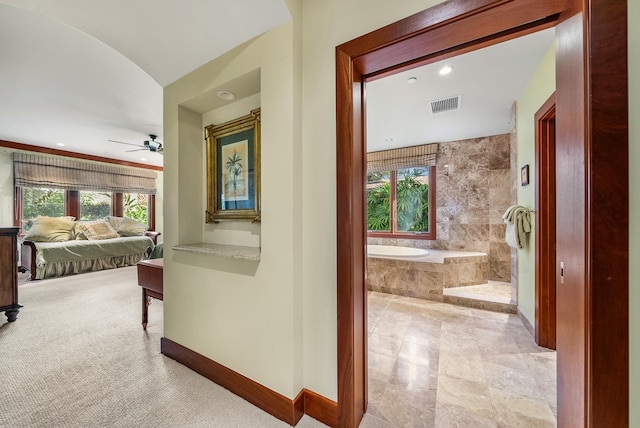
[0,227,21,322]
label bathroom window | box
[367,165,436,239]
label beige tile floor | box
[361,291,557,428]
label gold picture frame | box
[205,108,261,222]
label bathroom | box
[365,132,516,312]
[361,27,553,313]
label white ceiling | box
[366,28,555,153]
[0,2,553,168]
[0,0,290,167]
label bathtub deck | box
[367,248,516,313]
[443,281,516,313]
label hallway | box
[365,291,556,427]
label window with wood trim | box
[367,165,436,239]
[16,188,155,231]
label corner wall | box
[162,4,303,399]
[515,43,556,324]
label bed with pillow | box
[20,215,160,280]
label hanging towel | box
[502,205,532,249]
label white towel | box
[502,205,532,249]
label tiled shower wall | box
[368,133,513,282]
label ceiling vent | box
[429,95,462,114]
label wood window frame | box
[15,188,156,231]
[367,165,436,240]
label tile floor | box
[363,291,557,427]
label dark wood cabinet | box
[0,227,21,322]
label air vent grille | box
[430,95,462,114]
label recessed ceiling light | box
[216,90,236,101]
[406,77,417,84]
[140,158,147,161]
[439,65,453,76]
[56,143,64,147]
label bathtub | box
[367,244,429,259]
[366,247,489,302]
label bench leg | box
[142,289,149,330]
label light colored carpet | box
[0,267,328,428]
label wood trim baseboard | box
[304,388,338,427]
[160,337,338,427]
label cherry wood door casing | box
[336,0,628,427]
[535,94,556,350]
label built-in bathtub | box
[366,246,489,302]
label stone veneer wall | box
[368,133,512,282]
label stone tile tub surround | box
[367,249,489,302]
[369,133,513,282]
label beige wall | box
[163,0,304,399]
[514,43,556,324]
[628,0,639,423]
[301,0,449,400]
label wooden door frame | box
[335,0,628,427]
[535,93,557,350]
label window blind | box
[13,153,157,194]
[367,143,438,173]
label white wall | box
[514,44,556,324]
[628,0,639,424]
[0,151,13,226]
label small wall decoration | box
[521,164,530,186]
[205,108,261,222]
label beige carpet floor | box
[0,267,329,428]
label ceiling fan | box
[108,134,163,154]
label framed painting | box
[205,108,261,222]
[521,164,530,186]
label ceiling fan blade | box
[108,139,145,148]
[126,148,148,152]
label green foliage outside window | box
[367,168,429,233]
[366,172,391,231]
[123,193,148,224]
[80,191,112,220]
[21,188,64,230]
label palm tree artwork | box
[225,149,243,209]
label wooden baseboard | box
[161,337,338,427]
[303,388,338,427]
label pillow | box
[106,216,124,230]
[24,215,76,242]
[116,217,148,237]
[76,220,119,241]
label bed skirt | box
[36,253,147,280]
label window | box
[21,187,65,231]
[367,165,436,239]
[123,193,149,224]
[79,191,112,220]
